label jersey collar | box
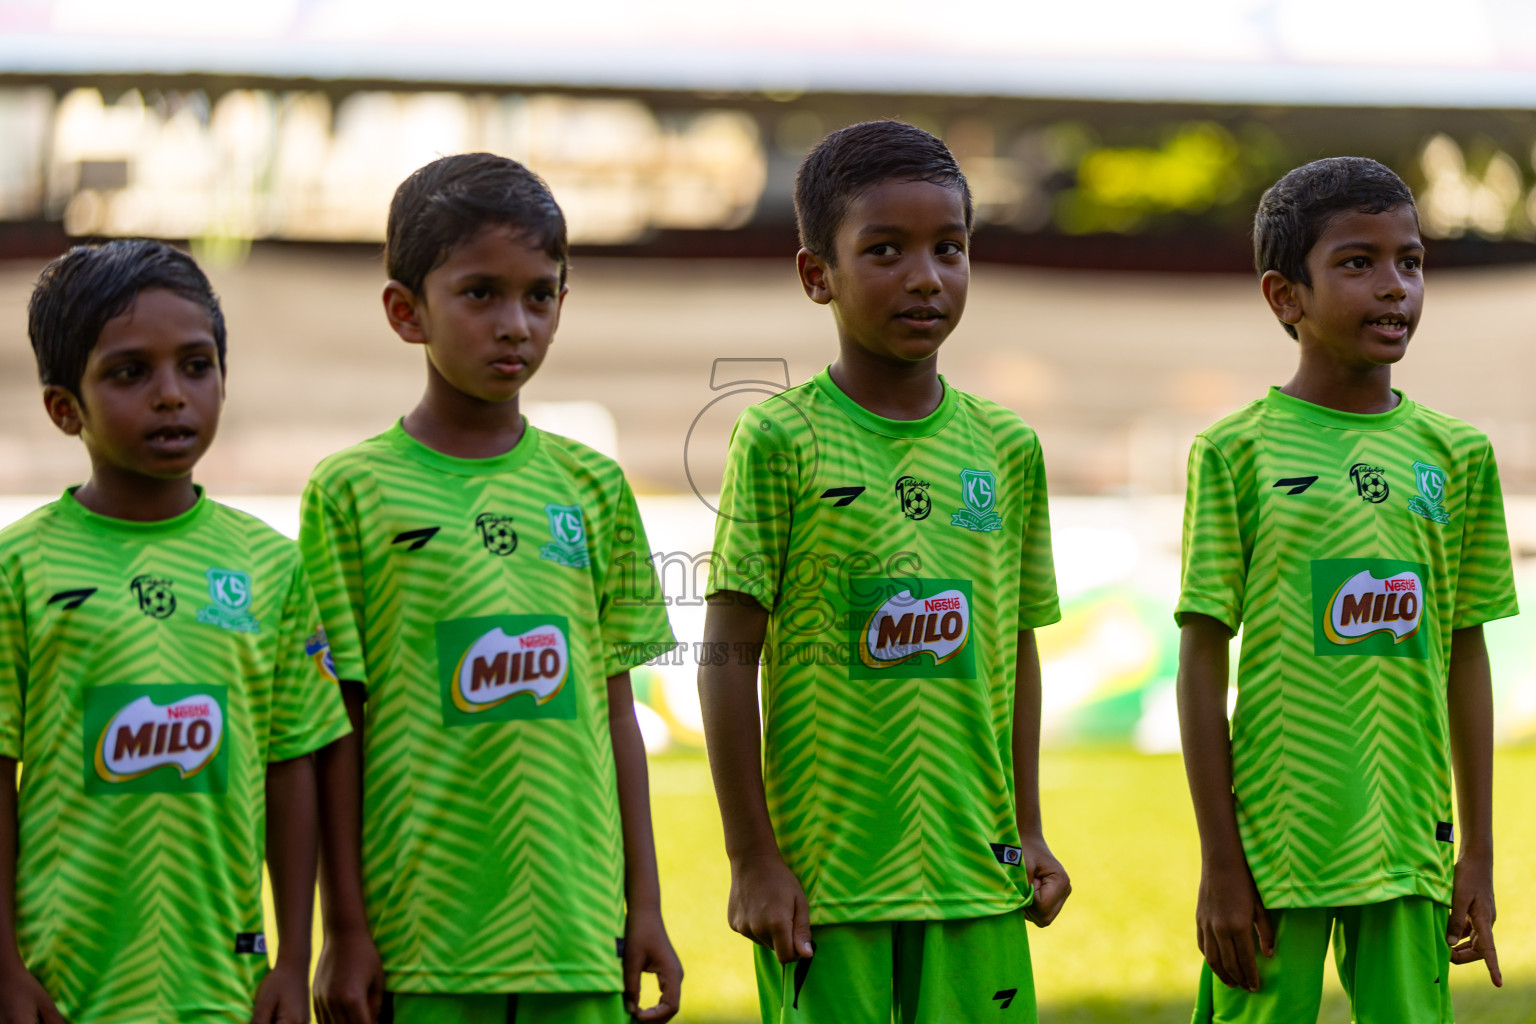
[814,367,959,439]
[1264,385,1416,432]
[59,484,211,537]
[384,418,541,476]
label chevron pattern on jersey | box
[1177,388,1517,909]
[301,423,671,993]
[0,493,349,1024]
[710,370,1060,925]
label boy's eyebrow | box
[1328,238,1425,254]
[856,222,969,237]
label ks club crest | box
[950,469,1002,533]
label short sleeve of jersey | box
[0,557,22,759]
[299,479,368,686]
[707,406,799,612]
[600,479,676,676]
[1176,435,1246,633]
[1017,441,1061,629]
[267,562,352,762]
[1453,442,1519,630]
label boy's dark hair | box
[1254,157,1417,338]
[28,239,227,397]
[386,153,568,294]
[794,120,973,264]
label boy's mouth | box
[145,424,198,453]
[896,306,946,327]
[1366,313,1410,340]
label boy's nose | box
[906,254,943,294]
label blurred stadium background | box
[3,2,1536,1019]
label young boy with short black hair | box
[699,120,1070,1024]
[1178,157,1515,1023]
[0,239,350,1024]
[301,153,682,1024]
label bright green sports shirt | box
[0,490,351,1024]
[300,421,674,994]
[1177,387,1518,909]
[707,369,1061,925]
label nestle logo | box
[165,703,212,720]
[1383,578,1416,592]
[924,596,962,612]
[519,632,558,649]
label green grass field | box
[277,748,1536,1022]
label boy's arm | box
[1446,625,1501,986]
[607,671,681,1023]
[1177,614,1272,994]
[253,754,320,1024]
[1012,629,1070,926]
[0,758,64,1024]
[313,683,384,1024]
[697,594,813,964]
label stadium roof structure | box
[3,0,1536,108]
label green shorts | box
[754,910,1036,1024]
[380,990,627,1024]
[1191,895,1453,1024]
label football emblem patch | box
[475,512,519,556]
[894,476,931,521]
[1349,463,1390,504]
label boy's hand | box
[313,928,384,1024]
[1196,861,1274,994]
[1448,853,1501,987]
[1019,835,1071,926]
[0,962,65,1024]
[622,909,682,1022]
[728,852,814,964]
[252,960,310,1024]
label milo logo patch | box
[848,578,976,680]
[1310,559,1429,660]
[436,615,577,725]
[83,685,230,795]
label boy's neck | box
[403,375,527,460]
[74,470,199,523]
[828,345,944,421]
[1280,352,1399,415]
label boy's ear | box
[797,248,834,306]
[1260,270,1304,330]
[43,385,83,437]
[383,280,427,345]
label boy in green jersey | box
[1177,157,1517,1024]
[0,240,351,1024]
[699,121,1071,1023]
[301,154,681,1024]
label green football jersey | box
[1176,387,1519,909]
[707,369,1061,925]
[0,489,350,1024]
[300,421,674,994]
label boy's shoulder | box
[0,495,297,583]
[306,426,402,493]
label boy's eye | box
[465,285,492,300]
[936,241,964,256]
[1342,256,1370,269]
[1401,256,1423,271]
[529,288,556,304]
[108,363,144,382]
[185,356,216,375]
[867,243,898,258]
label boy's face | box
[799,179,969,363]
[386,226,565,404]
[1275,204,1424,368]
[44,288,224,481]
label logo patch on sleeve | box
[84,685,230,795]
[847,578,975,680]
[1309,559,1429,659]
[435,615,576,725]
